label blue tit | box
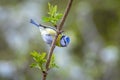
[30,19,70,47]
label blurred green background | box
[0,0,120,80]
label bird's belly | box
[42,34,53,44]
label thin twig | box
[42,71,47,80]
[42,0,73,80]
[57,0,73,31]
[45,32,59,71]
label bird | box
[30,19,70,47]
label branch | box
[57,0,73,31]
[42,0,73,80]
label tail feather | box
[30,19,40,27]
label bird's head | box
[60,35,70,47]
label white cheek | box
[61,39,66,46]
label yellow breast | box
[56,34,62,47]
[40,28,62,47]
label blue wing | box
[42,34,53,44]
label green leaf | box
[42,17,50,22]
[48,2,51,11]
[54,5,57,14]
[55,13,63,19]
[40,52,46,59]
[30,51,47,71]
[30,63,37,68]
[42,3,63,26]
[49,54,59,69]
[31,51,38,57]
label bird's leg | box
[57,30,64,34]
[60,30,64,33]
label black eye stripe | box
[63,38,66,44]
[60,36,66,47]
[62,36,67,45]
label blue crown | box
[65,36,70,44]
